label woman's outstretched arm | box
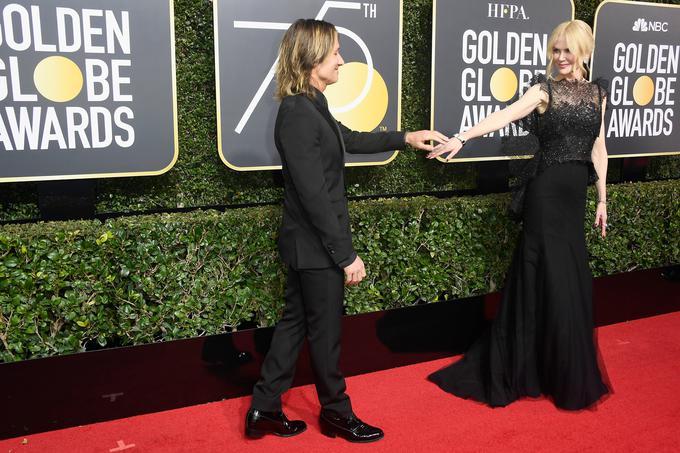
[427,84,548,160]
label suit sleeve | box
[278,104,357,269]
[338,122,406,154]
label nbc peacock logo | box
[632,18,649,32]
[632,17,669,33]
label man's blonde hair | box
[546,20,594,79]
[275,19,337,100]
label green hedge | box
[0,0,678,221]
[1,179,677,362]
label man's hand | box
[405,130,448,152]
[343,255,366,286]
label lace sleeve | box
[532,73,550,96]
[590,77,610,137]
[515,73,550,136]
[592,77,610,110]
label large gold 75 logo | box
[230,1,383,134]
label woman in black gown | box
[426,20,609,410]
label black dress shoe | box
[245,409,307,439]
[319,410,384,443]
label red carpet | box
[3,311,680,453]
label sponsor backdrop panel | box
[431,0,574,162]
[215,0,402,170]
[0,0,178,182]
[592,0,680,158]
[1,1,678,221]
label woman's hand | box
[594,202,607,238]
[426,136,463,160]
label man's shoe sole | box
[319,420,384,443]
[245,425,307,439]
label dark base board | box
[1,267,679,439]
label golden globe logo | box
[608,42,678,138]
[0,4,134,151]
[459,29,545,136]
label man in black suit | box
[245,19,446,443]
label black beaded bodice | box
[506,74,608,219]
[533,77,605,170]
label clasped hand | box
[426,136,463,161]
[405,130,448,152]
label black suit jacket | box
[275,89,406,270]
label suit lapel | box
[307,93,346,156]
[327,114,346,155]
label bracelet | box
[598,200,607,204]
[453,133,467,146]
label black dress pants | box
[251,265,352,416]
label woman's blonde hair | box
[275,19,337,100]
[546,20,594,79]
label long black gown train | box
[429,75,609,410]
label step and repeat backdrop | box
[591,0,679,157]
[431,0,679,163]
[431,0,573,162]
[0,0,678,182]
[0,0,178,183]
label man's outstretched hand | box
[405,130,448,152]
